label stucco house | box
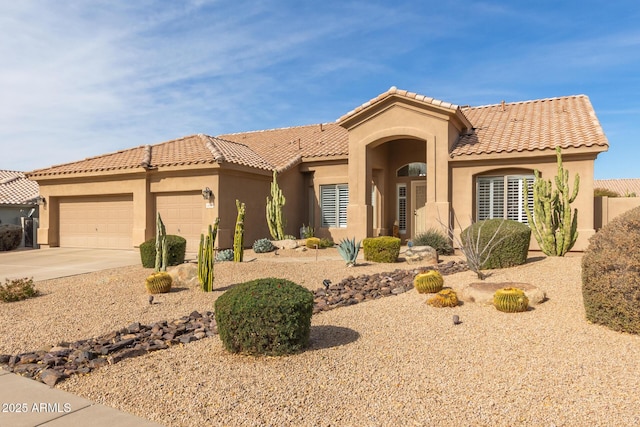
[27,87,609,252]
[0,170,40,247]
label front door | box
[411,181,427,238]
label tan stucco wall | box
[450,151,598,251]
[594,196,640,230]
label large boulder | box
[403,246,438,266]
[271,239,299,250]
[168,263,199,288]
[459,282,546,306]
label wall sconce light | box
[202,187,212,200]
[35,195,46,206]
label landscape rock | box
[403,246,438,265]
[168,263,200,287]
[459,282,547,306]
[271,239,298,250]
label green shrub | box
[216,249,234,262]
[214,278,314,355]
[460,219,530,269]
[582,206,640,334]
[139,235,186,268]
[252,238,275,253]
[362,236,401,263]
[413,228,454,255]
[594,188,619,197]
[318,237,334,248]
[0,277,38,302]
[0,224,22,251]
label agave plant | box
[337,237,361,267]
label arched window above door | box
[397,162,426,177]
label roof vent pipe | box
[500,100,506,112]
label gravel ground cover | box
[2,249,640,426]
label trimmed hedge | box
[460,219,531,269]
[582,206,640,334]
[362,236,401,263]
[0,224,22,251]
[139,235,187,268]
[214,278,314,355]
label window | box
[477,175,534,224]
[397,184,407,234]
[320,184,348,228]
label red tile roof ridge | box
[337,86,459,123]
[219,122,336,137]
[465,94,589,110]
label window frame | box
[320,184,348,228]
[477,174,534,224]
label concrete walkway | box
[0,248,164,426]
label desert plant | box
[524,146,579,256]
[216,249,234,262]
[427,289,459,308]
[198,218,219,292]
[494,287,529,313]
[252,238,275,253]
[154,212,169,272]
[145,272,172,294]
[214,278,314,356]
[582,206,640,334]
[337,237,361,266]
[233,200,246,262]
[414,228,454,255]
[0,224,22,251]
[413,270,444,294]
[0,277,38,302]
[139,235,186,268]
[306,237,321,248]
[266,170,286,240]
[301,224,315,239]
[594,188,619,197]
[318,237,334,248]
[461,219,531,271]
[362,236,401,263]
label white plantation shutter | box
[478,175,533,223]
[320,184,348,228]
[477,177,504,220]
[506,176,535,223]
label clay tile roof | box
[594,179,640,196]
[0,170,39,205]
[452,95,609,157]
[337,86,459,123]
[217,122,348,170]
[27,134,274,177]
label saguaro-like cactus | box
[233,200,246,262]
[524,147,580,256]
[266,170,286,240]
[155,212,168,272]
[198,218,219,292]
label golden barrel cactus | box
[413,270,444,294]
[427,289,459,308]
[145,272,173,294]
[493,287,529,313]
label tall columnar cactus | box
[266,170,286,240]
[233,200,246,262]
[524,147,580,256]
[198,218,219,292]
[154,212,168,272]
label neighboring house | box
[594,178,640,197]
[0,170,40,247]
[593,178,640,230]
[27,87,609,252]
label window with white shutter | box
[320,184,348,228]
[477,175,534,224]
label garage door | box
[155,192,203,253]
[59,195,134,249]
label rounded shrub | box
[460,219,531,269]
[362,236,401,263]
[214,278,314,356]
[216,249,234,262]
[139,235,187,268]
[582,206,640,334]
[252,238,275,253]
[0,224,22,251]
[413,228,454,255]
[306,237,321,248]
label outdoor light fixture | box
[35,196,46,206]
[202,187,212,200]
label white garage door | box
[59,195,134,249]
[155,192,203,253]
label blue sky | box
[1,1,639,179]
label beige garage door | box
[155,192,203,253]
[59,195,133,249]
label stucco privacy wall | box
[449,150,597,251]
[594,196,640,230]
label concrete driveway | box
[0,248,141,283]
